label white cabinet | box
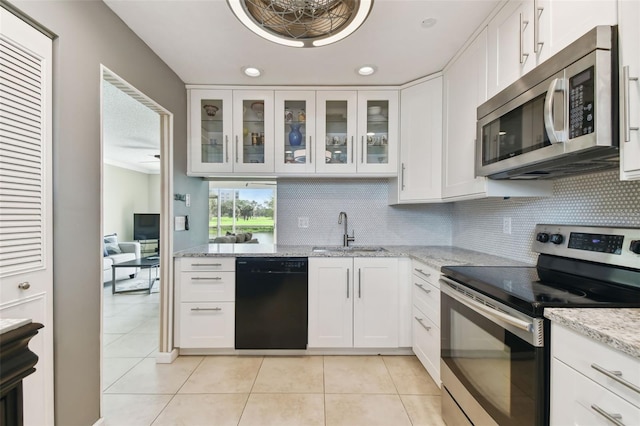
[315,91,358,174]
[443,28,552,201]
[356,91,399,174]
[410,261,441,385]
[391,77,443,203]
[174,257,235,348]
[619,0,640,180]
[550,323,640,425]
[274,90,316,174]
[187,89,274,175]
[487,0,536,98]
[308,257,399,348]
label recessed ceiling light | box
[357,65,377,76]
[421,18,437,29]
[243,66,262,77]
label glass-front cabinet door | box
[357,91,398,174]
[188,89,233,174]
[232,90,274,173]
[275,91,316,173]
[315,91,358,174]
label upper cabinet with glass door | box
[188,89,233,174]
[357,91,398,174]
[275,91,316,173]
[233,90,274,173]
[315,91,358,174]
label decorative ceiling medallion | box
[228,0,373,47]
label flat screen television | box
[133,213,160,241]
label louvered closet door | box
[0,7,54,426]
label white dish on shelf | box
[368,114,387,122]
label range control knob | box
[630,240,640,254]
[550,234,564,245]
[536,233,550,243]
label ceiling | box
[103,0,501,86]
[102,79,161,174]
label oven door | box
[440,279,548,426]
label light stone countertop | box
[0,318,31,335]
[545,308,640,359]
[173,244,532,270]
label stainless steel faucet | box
[338,211,355,247]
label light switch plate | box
[175,216,186,231]
[185,194,191,207]
[298,217,309,228]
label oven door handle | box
[440,278,534,333]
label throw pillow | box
[104,233,122,255]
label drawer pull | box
[591,363,640,395]
[590,404,625,426]
[414,316,431,331]
[18,282,31,290]
[414,268,431,278]
[191,263,222,267]
[414,283,431,294]
[191,307,222,312]
[191,277,223,281]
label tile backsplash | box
[277,178,453,246]
[276,171,639,265]
[452,170,640,264]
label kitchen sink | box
[311,246,387,253]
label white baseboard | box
[155,348,178,364]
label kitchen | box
[1,0,639,425]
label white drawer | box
[411,261,439,288]
[551,358,640,425]
[178,302,235,348]
[180,271,235,302]
[180,257,235,272]
[412,305,440,385]
[552,323,640,407]
[412,277,440,327]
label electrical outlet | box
[185,194,191,207]
[298,217,309,228]
[503,217,512,235]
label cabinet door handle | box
[346,268,350,299]
[191,276,223,281]
[350,136,354,163]
[358,268,362,298]
[191,307,222,312]
[623,66,640,142]
[414,316,432,331]
[235,136,239,163]
[361,136,364,164]
[519,12,529,64]
[18,281,31,290]
[401,163,406,190]
[191,263,222,267]
[533,0,544,54]
[414,268,431,278]
[414,283,431,294]
[590,404,625,426]
[225,135,229,163]
[591,363,640,394]
[309,136,313,163]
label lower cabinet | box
[174,257,235,349]
[308,257,399,348]
[410,260,441,385]
[550,323,640,425]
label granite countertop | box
[174,244,531,270]
[545,308,640,359]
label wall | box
[453,169,640,264]
[103,164,160,240]
[8,1,207,424]
[277,178,453,246]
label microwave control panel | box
[568,66,595,139]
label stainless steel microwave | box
[476,26,619,180]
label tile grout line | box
[237,355,265,426]
[381,356,415,425]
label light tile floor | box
[102,280,445,426]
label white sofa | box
[103,234,141,283]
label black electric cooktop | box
[441,264,640,317]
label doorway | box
[99,67,174,416]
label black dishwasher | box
[235,257,308,349]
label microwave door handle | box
[543,77,566,144]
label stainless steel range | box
[439,224,640,426]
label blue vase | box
[289,123,302,146]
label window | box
[208,181,276,244]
